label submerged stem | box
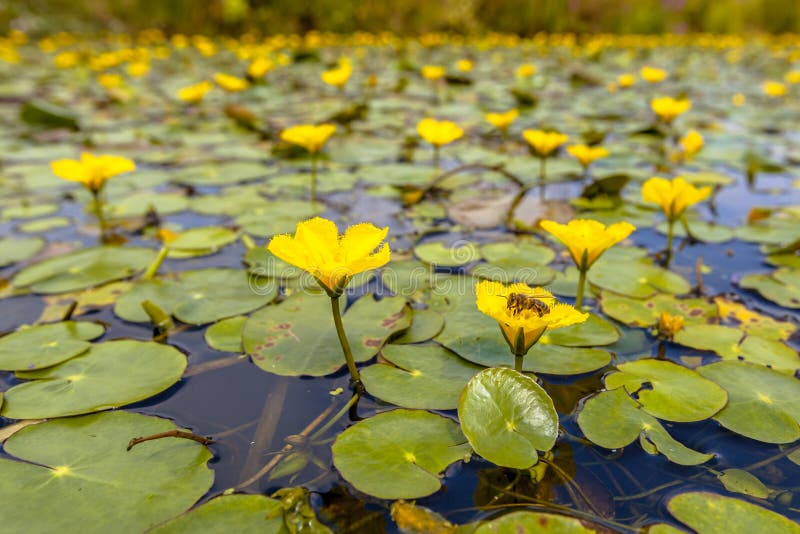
[330,295,361,387]
[538,157,547,199]
[575,269,587,309]
[665,219,675,268]
[433,145,440,169]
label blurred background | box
[3,0,800,35]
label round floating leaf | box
[473,510,598,533]
[697,361,800,443]
[165,226,238,258]
[717,469,770,499]
[0,236,44,267]
[362,344,483,410]
[1,339,186,419]
[675,325,799,372]
[332,409,471,499]
[471,262,556,286]
[104,192,188,219]
[151,495,288,534]
[0,411,213,533]
[656,220,734,243]
[674,324,743,358]
[604,359,728,422]
[667,492,800,534]
[115,268,276,325]
[740,268,800,309]
[391,308,444,344]
[0,321,104,371]
[173,161,271,186]
[459,368,558,469]
[714,297,795,340]
[12,246,157,294]
[414,241,480,267]
[525,345,612,375]
[235,201,317,237]
[577,388,713,465]
[600,292,717,327]
[244,293,410,376]
[480,241,556,266]
[18,216,72,233]
[541,313,619,347]
[588,261,690,298]
[205,316,246,353]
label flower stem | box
[665,219,675,268]
[310,153,318,205]
[330,295,361,388]
[143,246,169,280]
[433,146,440,169]
[575,268,587,309]
[514,354,524,372]
[539,157,547,199]
[91,190,108,241]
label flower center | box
[506,293,550,318]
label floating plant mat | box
[2,31,800,533]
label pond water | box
[1,33,800,533]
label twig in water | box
[127,430,213,451]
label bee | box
[506,293,550,317]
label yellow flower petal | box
[642,177,711,221]
[540,219,635,270]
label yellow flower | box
[516,63,536,78]
[98,73,123,90]
[732,93,746,106]
[785,71,800,85]
[617,73,636,88]
[126,61,150,77]
[522,130,568,157]
[421,65,445,81]
[540,219,636,272]
[268,217,390,296]
[50,152,136,193]
[651,97,691,123]
[679,129,704,157]
[566,145,609,167]
[657,311,684,339]
[280,124,337,153]
[762,80,787,97]
[606,82,618,94]
[54,51,80,69]
[641,176,712,221]
[485,109,519,132]
[177,80,213,104]
[248,57,274,78]
[475,281,588,356]
[640,66,668,83]
[214,72,249,92]
[321,61,352,89]
[417,118,464,147]
[456,59,473,72]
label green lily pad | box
[0,321,104,371]
[577,388,713,465]
[205,315,246,353]
[480,241,556,266]
[656,220,734,243]
[473,510,598,533]
[243,293,411,376]
[0,236,44,266]
[105,192,189,219]
[697,361,800,443]
[458,367,558,469]
[114,268,275,325]
[12,246,157,294]
[18,216,72,233]
[165,226,239,258]
[540,313,619,346]
[588,261,690,298]
[667,492,800,534]
[604,359,728,422]
[235,201,318,237]
[151,494,289,534]
[717,469,771,499]
[0,411,213,533]
[1,339,186,419]
[390,308,444,344]
[414,241,480,267]
[331,409,471,499]
[173,161,271,186]
[361,344,483,410]
[470,261,556,286]
[714,297,795,340]
[525,344,613,375]
[600,292,717,327]
[675,325,799,372]
[740,268,800,309]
